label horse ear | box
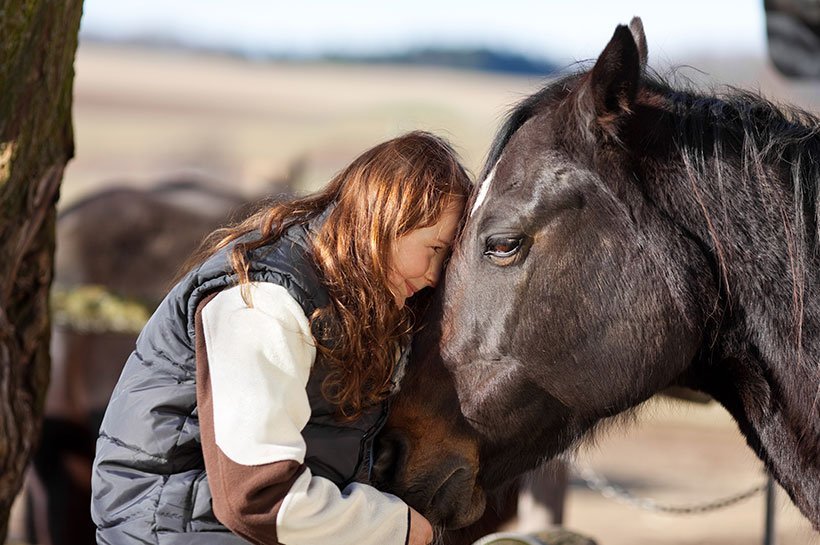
[629,17,648,70]
[578,23,643,139]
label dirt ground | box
[505,399,818,545]
[9,42,817,545]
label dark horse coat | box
[374,18,820,533]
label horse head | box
[375,17,820,530]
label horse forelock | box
[479,73,582,180]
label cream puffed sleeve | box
[195,282,410,545]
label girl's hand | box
[408,507,434,545]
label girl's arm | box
[196,283,411,545]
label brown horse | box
[373,18,820,532]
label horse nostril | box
[371,431,408,486]
[430,466,466,508]
[426,464,478,524]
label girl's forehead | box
[431,207,462,239]
[401,197,464,240]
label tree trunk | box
[0,0,84,538]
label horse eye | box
[484,236,523,264]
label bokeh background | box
[17,1,820,544]
[66,0,820,206]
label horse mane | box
[645,72,820,245]
[485,69,820,203]
[665,80,820,377]
[479,73,583,181]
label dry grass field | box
[21,42,817,545]
[66,42,820,205]
[65,43,548,205]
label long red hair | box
[189,131,472,417]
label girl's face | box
[388,199,464,308]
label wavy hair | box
[187,131,472,418]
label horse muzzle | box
[425,464,487,528]
[372,428,486,529]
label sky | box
[79,1,768,65]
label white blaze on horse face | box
[470,165,497,217]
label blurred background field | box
[65,42,820,204]
[65,0,820,209]
[64,42,542,205]
[19,1,820,544]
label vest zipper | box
[348,397,391,485]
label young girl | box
[91,131,471,545]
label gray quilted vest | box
[91,213,390,544]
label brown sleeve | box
[195,293,307,545]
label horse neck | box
[640,93,820,524]
[641,89,820,369]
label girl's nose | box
[425,257,444,288]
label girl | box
[91,131,471,545]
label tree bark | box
[0,0,84,538]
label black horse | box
[374,18,820,532]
